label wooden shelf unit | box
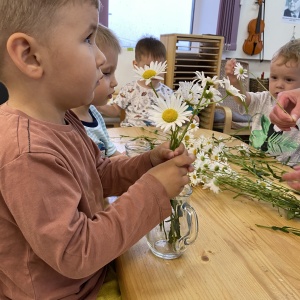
[160,34,224,89]
[160,34,224,130]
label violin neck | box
[255,2,263,34]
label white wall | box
[192,0,220,35]
[115,48,135,93]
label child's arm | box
[97,103,122,117]
[225,58,251,107]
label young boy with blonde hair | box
[72,24,121,157]
[225,39,300,165]
[98,36,173,127]
[0,1,195,299]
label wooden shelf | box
[160,34,224,130]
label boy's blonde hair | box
[0,0,100,78]
[96,24,121,55]
[272,38,300,65]
[135,36,166,63]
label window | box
[108,0,195,47]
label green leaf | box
[267,132,299,156]
[261,115,271,134]
[287,211,296,220]
[250,130,268,148]
[249,115,271,149]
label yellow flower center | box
[142,70,156,79]
[162,109,178,123]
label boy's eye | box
[286,78,294,82]
[85,34,93,45]
[101,69,111,76]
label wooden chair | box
[198,103,216,130]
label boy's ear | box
[132,60,137,67]
[6,33,43,79]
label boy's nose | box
[111,75,118,88]
[276,80,284,87]
[95,46,106,69]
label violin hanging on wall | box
[243,0,265,56]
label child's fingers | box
[282,170,300,182]
[286,181,300,191]
[173,152,195,168]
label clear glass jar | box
[125,138,151,157]
[146,185,198,259]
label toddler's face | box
[42,2,105,110]
[269,57,300,98]
[134,55,166,89]
[92,46,119,107]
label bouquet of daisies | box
[134,61,246,150]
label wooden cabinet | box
[160,34,224,130]
[160,33,224,89]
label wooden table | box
[108,127,300,300]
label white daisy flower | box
[194,71,223,88]
[187,120,199,133]
[234,62,248,80]
[149,94,192,132]
[203,178,220,193]
[211,148,222,161]
[256,179,272,190]
[176,81,202,105]
[134,61,167,86]
[209,161,222,172]
[203,87,223,103]
[223,77,246,102]
[222,165,233,175]
[189,170,201,186]
[237,144,250,156]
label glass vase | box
[146,185,198,259]
[125,138,151,157]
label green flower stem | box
[170,84,211,149]
[255,224,300,236]
[167,200,181,244]
[150,82,159,98]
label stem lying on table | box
[256,224,300,236]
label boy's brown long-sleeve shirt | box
[0,104,171,299]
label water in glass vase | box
[146,184,198,259]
